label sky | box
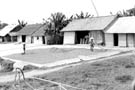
[0,0,135,24]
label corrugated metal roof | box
[61,15,117,32]
[0,24,16,36]
[17,24,42,35]
[106,16,135,33]
[32,25,47,36]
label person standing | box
[89,36,95,52]
[23,43,26,54]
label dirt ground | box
[1,53,135,90]
[6,48,109,64]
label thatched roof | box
[9,25,23,36]
[17,24,42,35]
[32,25,47,36]
[106,16,135,33]
[10,25,22,32]
[61,15,117,32]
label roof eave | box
[62,29,104,32]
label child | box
[89,37,95,52]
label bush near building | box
[0,57,14,72]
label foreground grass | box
[1,53,135,90]
[36,54,135,90]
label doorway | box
[42,36,45,44]
[113,33,118,46]
[22,35,26,42]
[75,31,89,44]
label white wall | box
[127,34,134,47]
[105,33,135,47]
[17,35,34,44]
[26,36,32,43]
[33,36,42,44]
[63,32,75,44]
[105,33,113,47]
[119,34,135,47]
[90,31,103,44]
[18,36,22,43]
[118,34,126,47]
[0,37,2,42]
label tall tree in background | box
[75,11,92,19]
[44,11,93,33]
[43,12,93,44]
[10,20,27,33]
[127,7,135,16]
[117,7,135,17]
[43,12,68,44]
[18,20,27,28]
[43,19,54,36]
[48,12,67,33]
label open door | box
[22,35,26,42]
[113,33,118,46]
[76,31,89,44]
[42,36,45,44]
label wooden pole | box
[91,0,99,16]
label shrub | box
[125,62,135,68]
[0,57,4,62]
[46,34,63,45]
[23,64,39,71]
[115,75,133,83]
[0,60,14,72]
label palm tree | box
[18,20,27,28]
[117,7,135,17]
[48,12,67,33]
[117,10,130,17]
[127,7,135,16]
[75,11,92,19]
[43,12,68,44]
[42,18,54,35]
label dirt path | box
[0,51,133,83]
[0,66,70,83]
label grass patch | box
[1,53,135,90]
[115,75,133,83]
[0,50,134,90]
[6,48,109,64]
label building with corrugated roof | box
[31,25,46,44]
[105,16,135,47]
[16,24,43,43]
[61,15,117,45]
[0,24,17,42]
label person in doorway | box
[89,36,95,52]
